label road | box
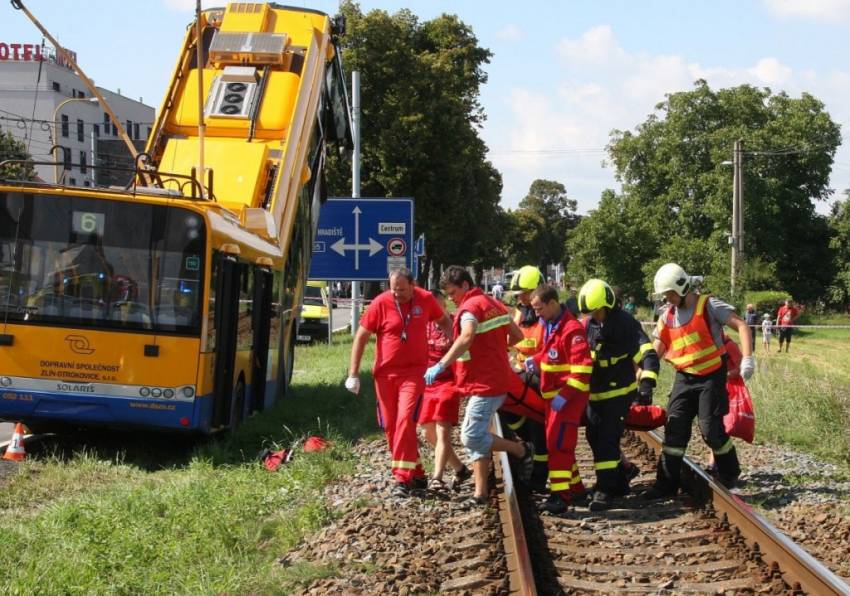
[0,422,12,444]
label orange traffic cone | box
[2,423,26,461]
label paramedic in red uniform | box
[346,267,452,497]
[425,265,533,507]
[526,284,594,514]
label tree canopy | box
[326,2,502,279]
[0,131,36,182]
[568,81,841,303]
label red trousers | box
[546,393,588,499]
[374,373,425,483]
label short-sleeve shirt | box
[777,305,798,327]
[360,286,445,377]
[653,295,735,349]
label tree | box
[604,80,840,302]
[566,190,657,301]
[827,192,850,308]
[507,179,578,270]
[0,131,36,182]
[325,2,501,281]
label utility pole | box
[730,139,744,297]
[350,71,361,335]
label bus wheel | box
[231,379,246,429]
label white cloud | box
[495,24,524,42]
[485,24,850,212]
[762,0,850,22]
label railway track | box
[491,425,850,594]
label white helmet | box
[653,263,690,298]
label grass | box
[0,335,380,594]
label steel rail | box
[492,415,537,595]
[635,430,850,595]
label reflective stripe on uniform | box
[550,481,571,491]
[597,353,629,367]
[507,416,526,430]
[476,313,511,334]
[516,338,537,349]
[566,378,590,392]
[671,331,702,351]
[542,389,559,399]
[640,370,659,381]
[594,459,620,471]
[713,438,735,455]
[662,445,685,457]
[634,342,654,363]
[541,363,593,373]
[533,453,549,462]
[669,344,718,366]
[549,469,573,492]
[391,459,419,470]
[590,381,637,401]
[681,355,722,375]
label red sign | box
[0,42,77,69]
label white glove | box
[344,376,360,395]
[740,356,755,381]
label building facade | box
[0,40,155,186]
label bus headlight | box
[182,386,195,398]
[163,388,174,399]
[139,387,151,397]
[151,388,162,398]
[0,377,11,387]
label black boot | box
[714,447,741,489]
[643,456,680,500]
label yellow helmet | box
[510,265,544,291]
[578,279,615,313]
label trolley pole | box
[730,139,743,298]
[350,71,361,334]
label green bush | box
[744,290,789,318]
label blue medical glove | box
[424,362,445,385]
[551,393,568,412]
[524,358,538,376]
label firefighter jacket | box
[529,307,593,401]
[513,304,545,363]
[656,294,726,376]
[584,308,660,401]
[454,288,513,396]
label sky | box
[2,0,849,215]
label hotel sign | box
[0,42,77,69]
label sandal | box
[429,477,449,496]
[459,495,488,509]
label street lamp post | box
[52,96,97,185]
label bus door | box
[250,266,273,413]
[211,253,239,429]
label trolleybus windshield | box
[0,191,205,335]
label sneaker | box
[392,482,411,498]
[588,490,612,512]
[538,494,569,515]
[449,466,472,492]
[515,441,534,484]
[643,483,678,500]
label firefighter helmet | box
[653,263,690,298]
[510,266,544,291]
[578,279,615,313]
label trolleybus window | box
[0,191,205,334]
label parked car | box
[297,281,330,342]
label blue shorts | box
[461,394,506,461]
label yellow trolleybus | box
[0,2,351,433]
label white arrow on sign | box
[329,207,383,270]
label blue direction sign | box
[308,198,414,281]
